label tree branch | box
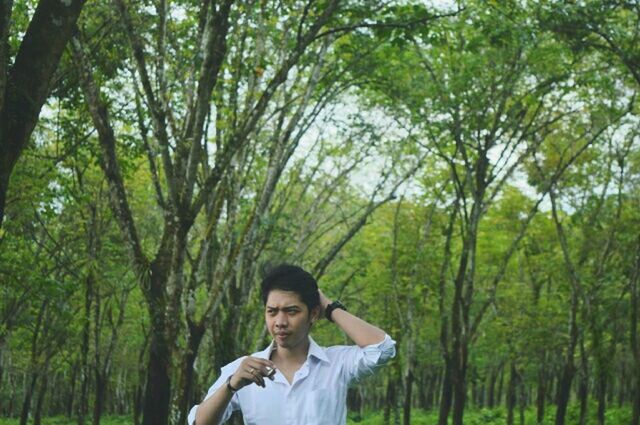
[70,36,149,277]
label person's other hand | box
[230,357,276,390]
[318,289,332,317]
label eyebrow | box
[266,305,301,310]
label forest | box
[0,0,639,424]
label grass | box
[0,417,130,425]
[346,404,632,425]
[0,405,632,425]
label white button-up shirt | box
[188,334,396,425]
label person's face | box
[265,289,319,350]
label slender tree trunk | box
[555,358,576,425]
[418,372,428,409]
[438,359,453,425]
[470,368,477,408]
[133,321,149,425]
[488,366,497,408]
[93,373,106,425]
[19,373,38,425]
[507,362,517,425]
[34,372,49,425]
[437,201,456,425]
[536,356,546,424]
[631,236,640,425]
[402,367,414,425]
[596,366,606,425]
[66,364,77,417]
[78,271,93,425]
[578,338,589,425]
[176,322,205,425]
[497,364,505,407]
[518,377,526,425]
[432,368,442,408]
[384,379,395,425]
[141,317,171,425]
[450,249,470,425]
[551,188,580,425]
[618,365,626,407]
[0,339,5,414]
[347,388,362,421]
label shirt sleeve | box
[341,334,396,384]
[187,358,243,425]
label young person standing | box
[188,264,396,425]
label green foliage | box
[2,0,640,423]
[343,405,634,424]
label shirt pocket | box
[307,388,335,425]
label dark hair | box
[261,263,320,311]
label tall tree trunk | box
[78,269,93,425]
[33,371,49,425]
[551,188,580,425]
[384,379,395,425]
[618,365,626,407]
[596,366,607,425]
[176,322,205,425]
[488,366,498,408]
[438,359,453,425]
[507,362,517,425]
[93,373,106,425]
[518,377,526,425]
[66,364,77,417]
[432,368,442,408]
[470,368,477,408]
[418,372,428,409]
[437,204,456,425]
[554,357,576,425]
[497,364,505,407]
[450,243,470,425]
[578,337,589,425]
[631,235,640,425]
[402,367,414,425]
[536,356,546,425]
[347,388,362,421]
[141,268,172,425]
[19,373,38,425]
[133,329,148,425]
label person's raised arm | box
[319,290,387,347]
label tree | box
[340,1,629,423]
[68,1,432,424]
[0,0,87,227]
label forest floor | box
[0,405,632,425]
[347,404,632,424]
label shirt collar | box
[255,335,330,364]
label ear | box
[310,305,321,324]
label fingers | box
[236,357,277,389]
[249,358,277,377]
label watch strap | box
[325,300,347,322]
[226,375,239,393]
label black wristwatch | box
[325,300,347,322]
[226,375,239,393]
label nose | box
[274,311,288,329]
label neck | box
[273,337,310,365]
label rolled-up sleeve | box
[187,359,242,425]
[341,334,396,384]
